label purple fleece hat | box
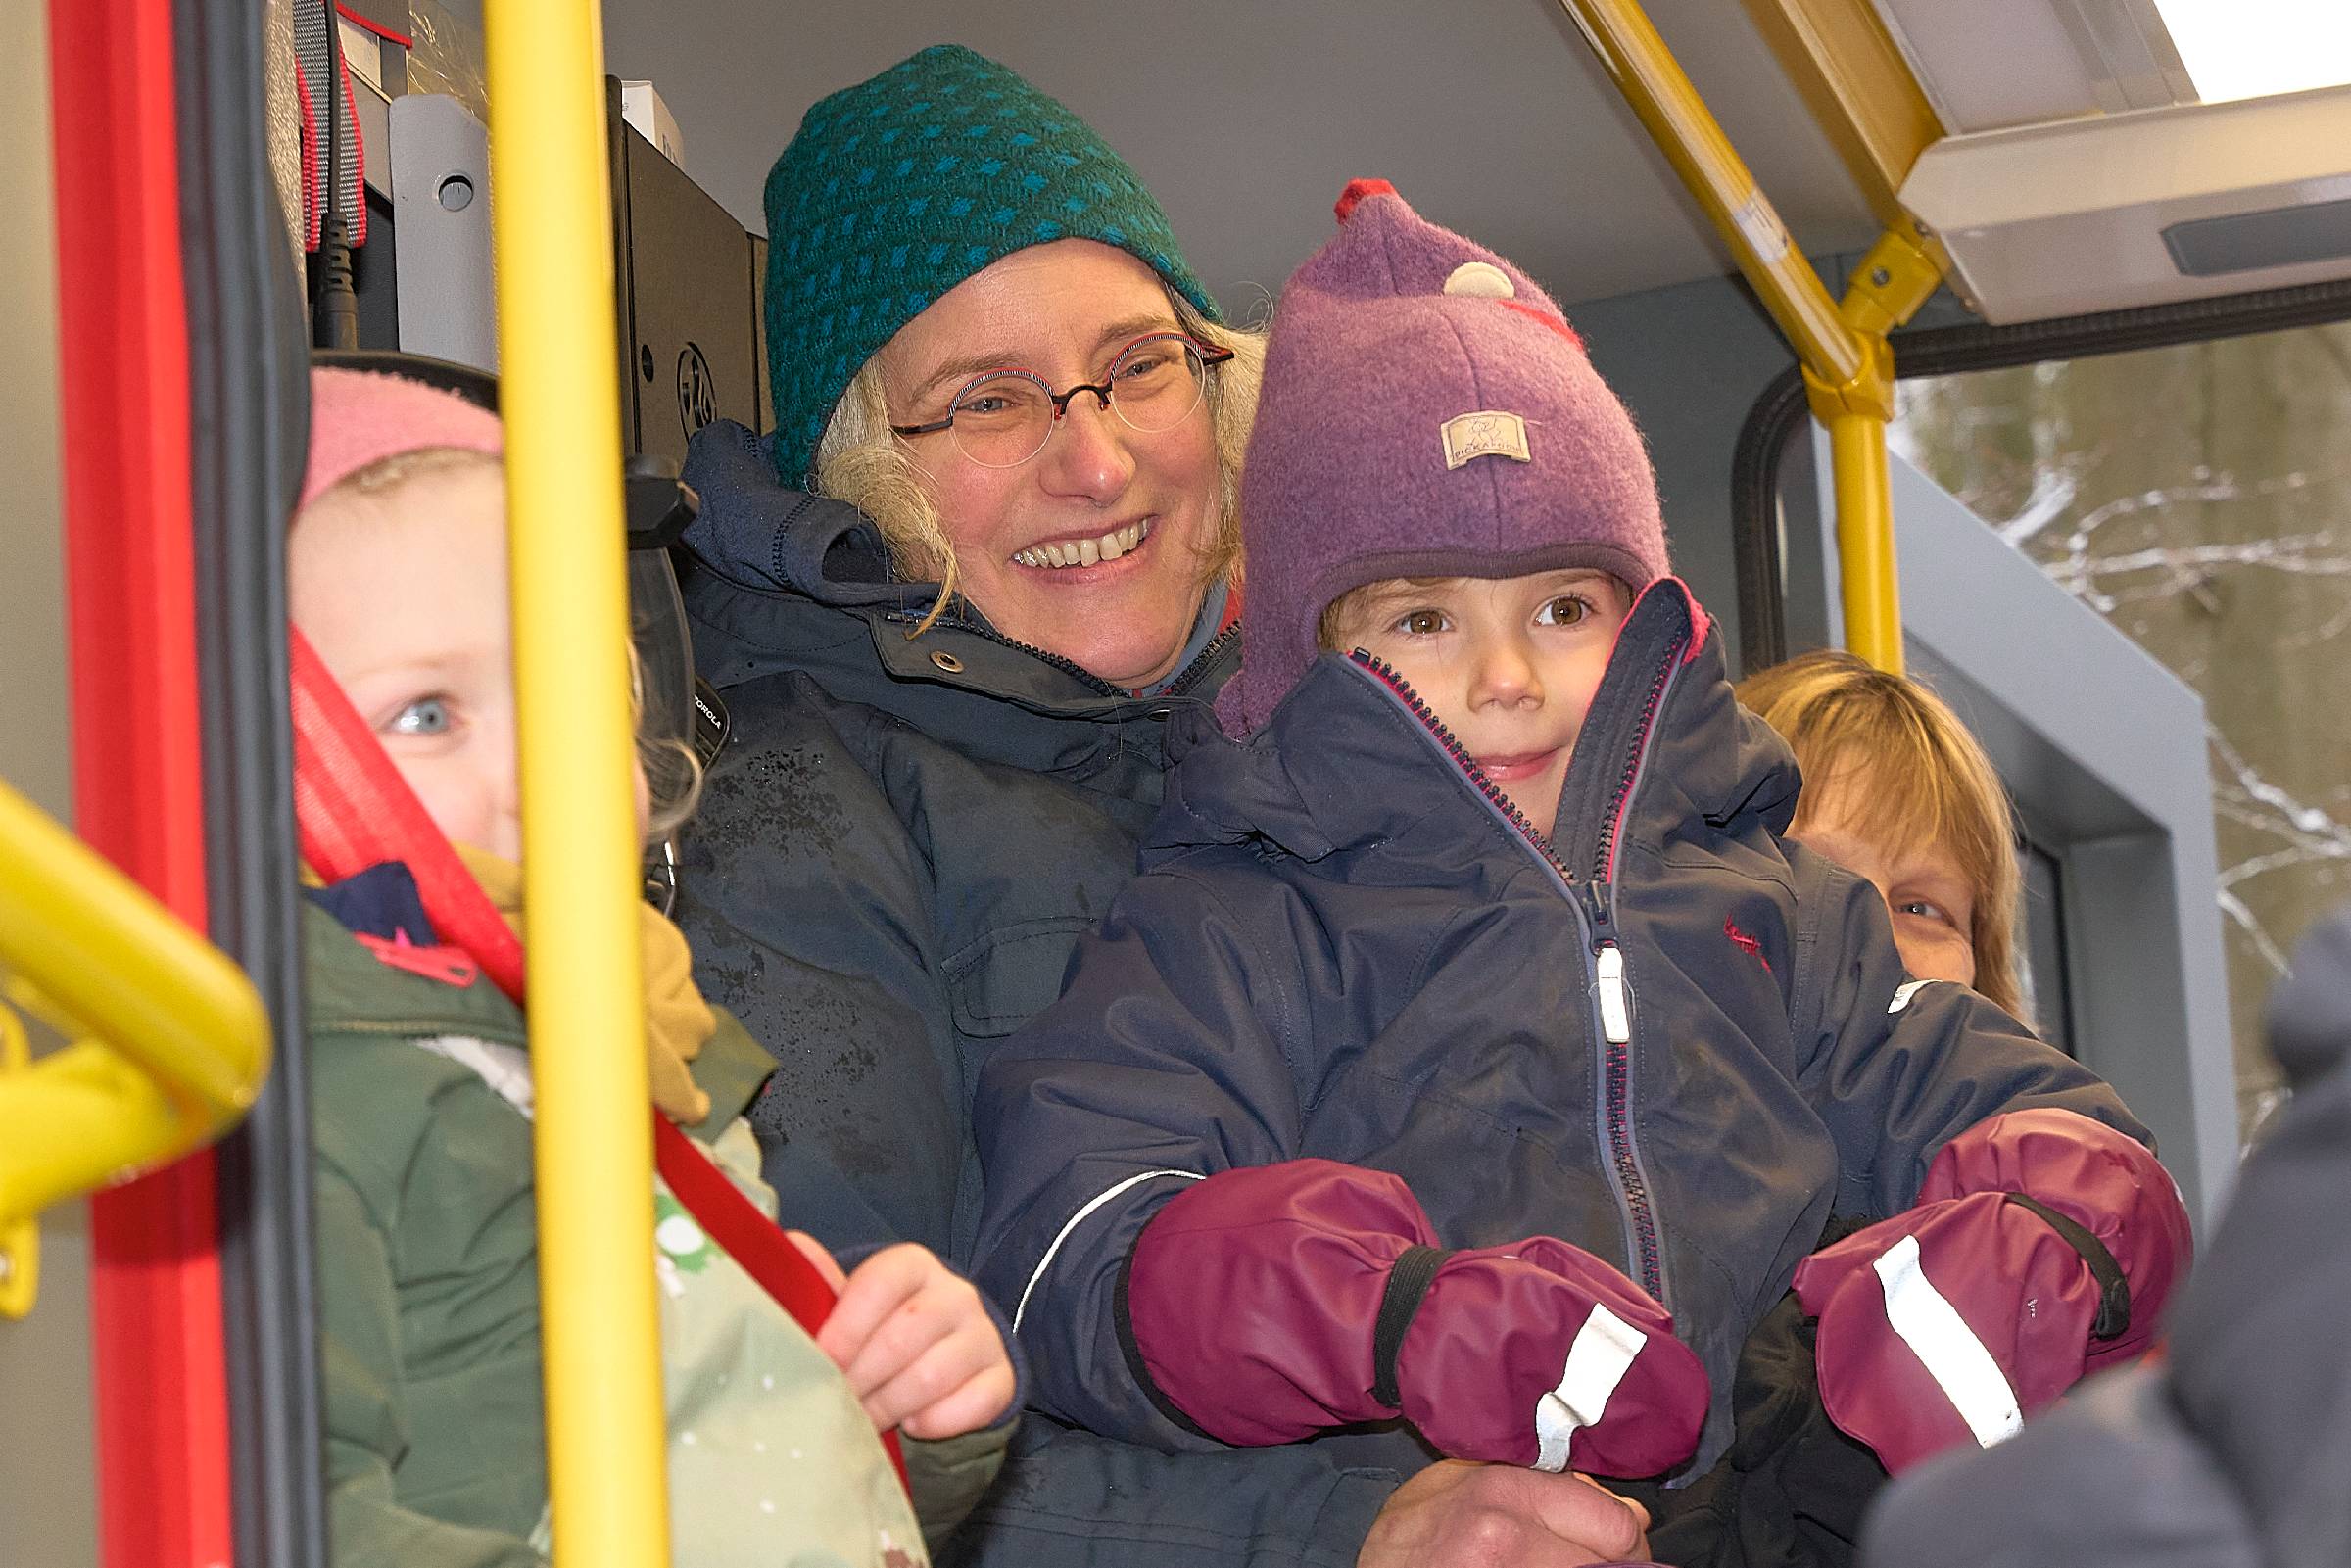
[1216,180,1667,737]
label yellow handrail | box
[482,1,671,1564]
[0,775,271,1317]
[0,1001,33,1319]
[1554,0,1947,674]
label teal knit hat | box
[763,44,1222,484]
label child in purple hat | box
[971,183,2187,1543]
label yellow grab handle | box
[0,1003,33,1318]
[1556,0,1864,391]
[0,776,270,1316]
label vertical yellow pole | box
[480,4,670,1565]
[1826,407,1902,672]
[1553,0,1945,675]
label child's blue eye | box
[388,697,453,736]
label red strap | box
[290,626,527,996]
[653,1115,839,1329]
[294,62,320,250]
[287,623,908,1489]
[651,1114,908,1486]
[335,1,414,50]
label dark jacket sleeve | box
[873,1236,1408,1568]
[1790,851,2150,1218]
[316,1162,548,1568]
[971,864,1312,1450]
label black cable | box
[173,0,326,1559]
[311,0,357,349]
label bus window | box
[1892,323,2351,1143]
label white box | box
[621,80,685,172]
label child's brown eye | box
[1539,595,1589,626]
[1397,610,1447,636]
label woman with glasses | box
[672,42,1647,1568]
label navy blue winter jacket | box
[675,419,1406,1567]
[972,579,2148,1479]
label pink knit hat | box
[300,366,504,511]
[1216,181,1668,738]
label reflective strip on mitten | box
[1794,1109,2193,1473]
[1123,1159,1706,1478]
[1395,1236,1707,1478]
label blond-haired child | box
[1738,648,2027,1021]
[293,364,1014,1567]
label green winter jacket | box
[308,898,1000,1567]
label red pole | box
[47,0,235,1562]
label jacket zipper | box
[1349,643,1684,1306]
[1347,652,1580,881]
[1585,645,1681,1302]
[1162,622,1243,697]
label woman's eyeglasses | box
[889,332,1234,469]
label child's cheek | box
[405,763,483,855]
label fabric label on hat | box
[1441,411,1532,471]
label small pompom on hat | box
[300,366,503,511]
[1215,180,1668,738]
[762,44,1222,485]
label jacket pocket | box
[942,917,1097,1039]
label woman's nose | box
[1035,396,1136,503]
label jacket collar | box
[1149,581,1799,887]
[676,419,1239,769]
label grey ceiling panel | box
[598,0,1881,309]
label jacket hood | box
[680,419,917,610]
[1150,580,1799,882]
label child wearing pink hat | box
[292,365,1016,1565]
[972,184,2188,1549]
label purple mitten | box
[1795,1109,2192,1473]
[1125,1159,1706,1477]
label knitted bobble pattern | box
[762,44,1221,483]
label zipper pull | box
[1586,881,1612,932]
[1595,941,1631,1045]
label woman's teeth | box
[1013,519,1151,570]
